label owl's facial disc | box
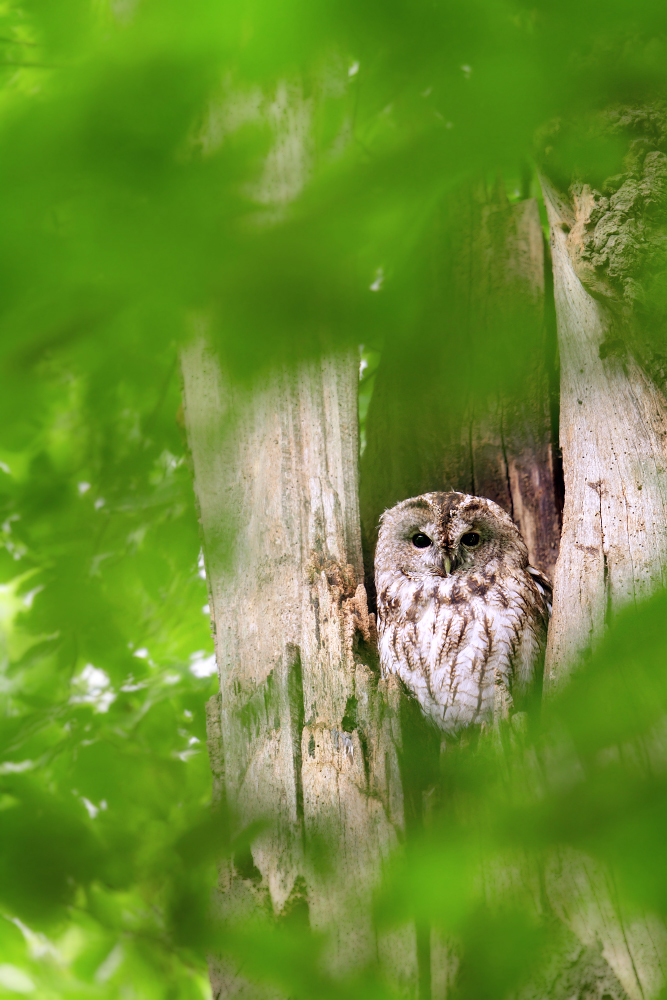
[376,492,528,592]
[448,501,521,568]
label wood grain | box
[542,179,667,688]
[542,176,667,1000]
[182,342,417,994]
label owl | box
[374,491,551,733]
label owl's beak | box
[443,555,452,575]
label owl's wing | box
[526,565,553,615]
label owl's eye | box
[461,532,481,548]
[411,532,432,549]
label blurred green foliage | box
[1,0,667,997]
[0,296,221,994]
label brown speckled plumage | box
[375,491,551,732]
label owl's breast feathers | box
[377,564,549,732]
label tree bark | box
[181,341,417,996]
[542,179,667,689]
[541,176,667,1000]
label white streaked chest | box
[377,570,531,728]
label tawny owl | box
[375,491,551,733]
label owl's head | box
[375,491,529,580]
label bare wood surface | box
[545,849,667,1000]
[182,342,417,995]
[542,179,667,689]
[541,177,667,1000]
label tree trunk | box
[181,341,417,996]
[542,179,667,688]
[541,176,667,1000]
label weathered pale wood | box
[542,179,667,685]
[182,341,417,995]
[541,177,667,1000]
[546,849,667,1000]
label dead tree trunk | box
[540,166,667,1000]
[542,179,667,687]
[181,342,417,996]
